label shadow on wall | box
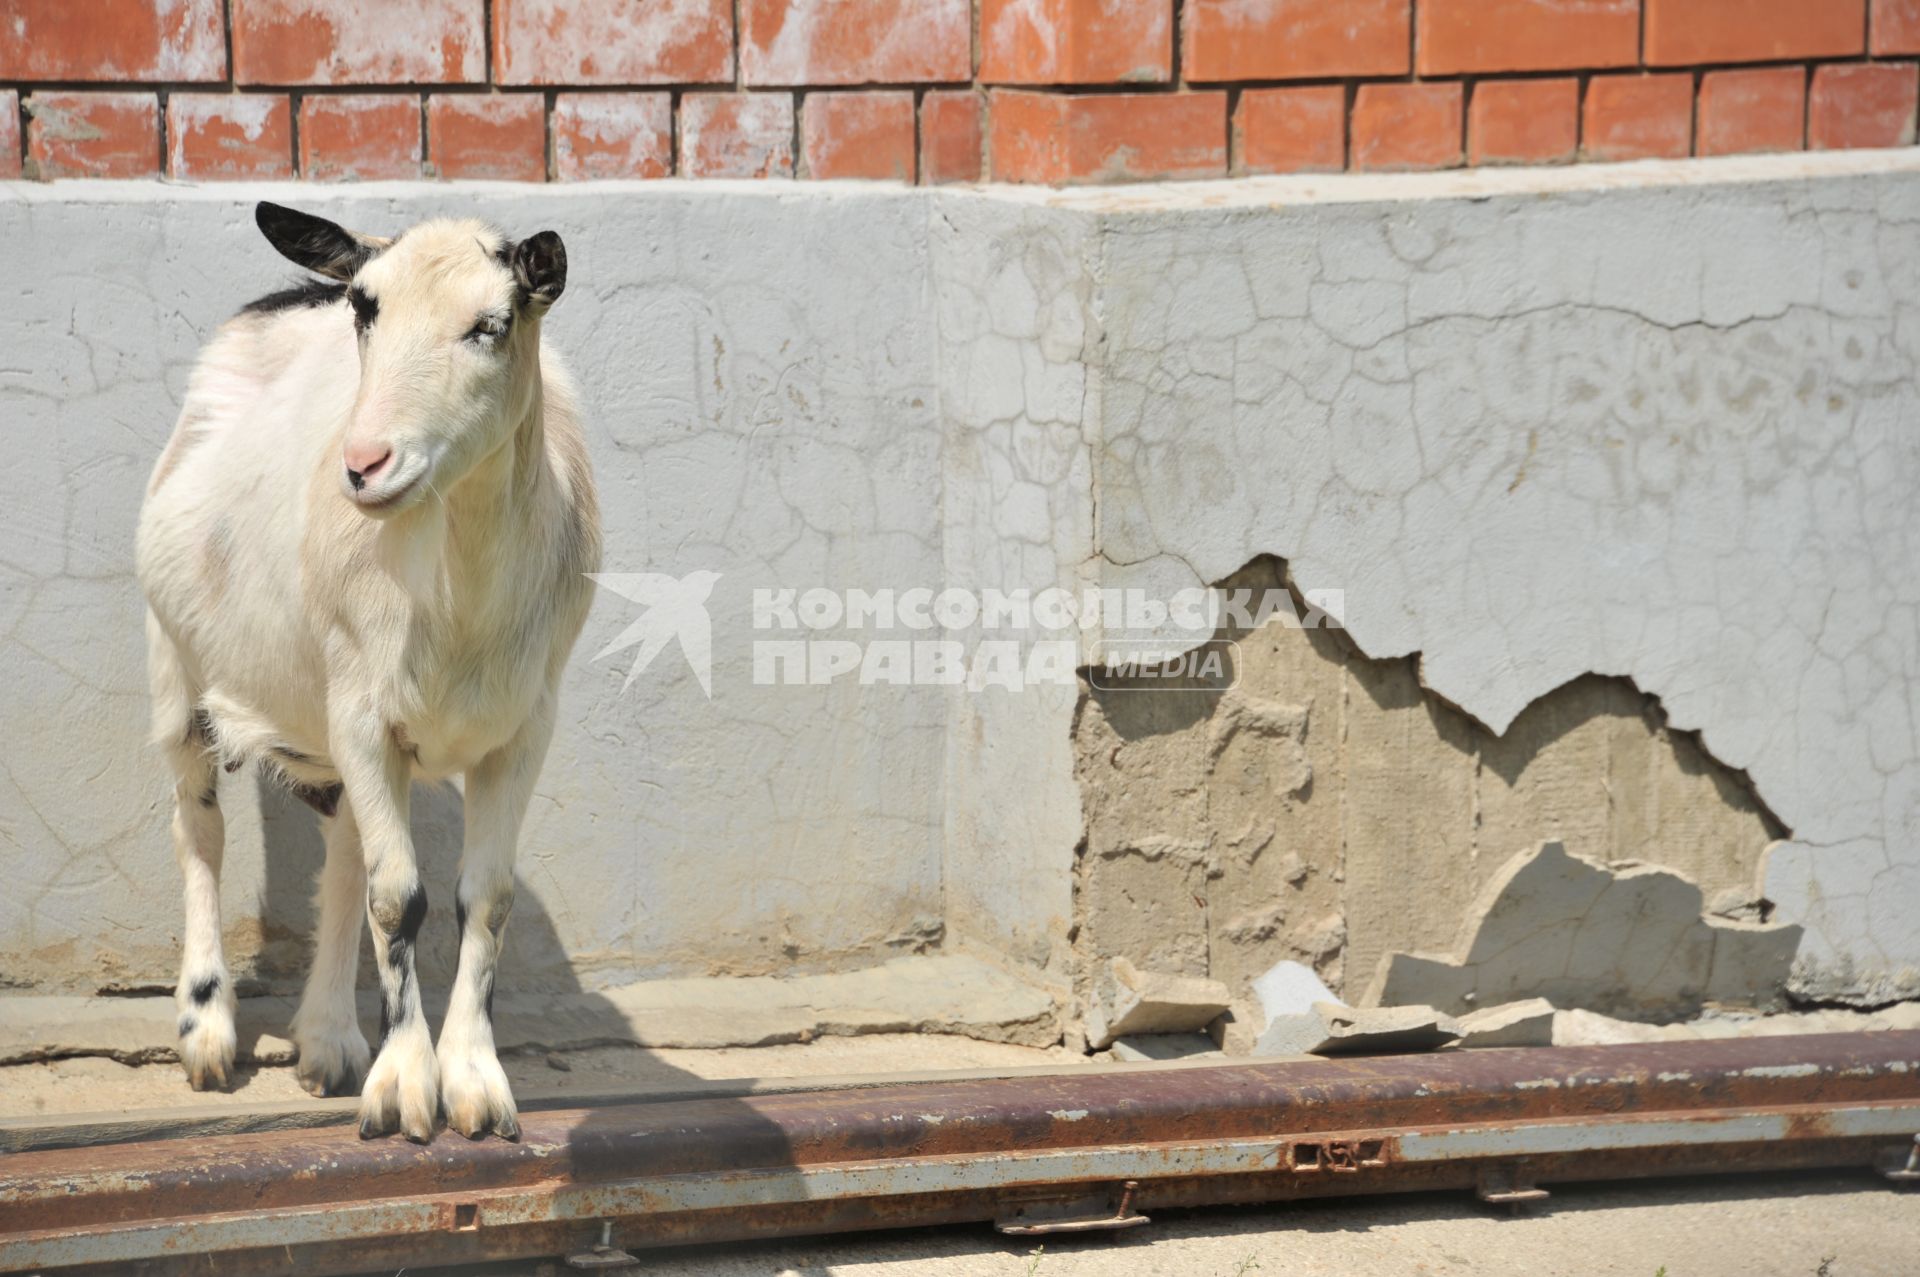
[1072,555,1789,1051]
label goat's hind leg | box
[290,789,371,1097]
[151,621,236,1090]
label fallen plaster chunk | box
[1253,1001,1461,1058]
[1084,957,1231,1050]
[1456,998,1556,1048]
[1362,841,1802,1019]
[1110,1034,1224,1063]
[1250,959,1339,1027]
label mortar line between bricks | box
[288,89,301,177]
[156,87,169,178]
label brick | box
[167,94,293,180]
[233,0,484,85]
[921,89,983,184]
[0,0,226,82]
[1583,73,1694,161]
[1697,67,1806,156]
[553,94,672,180]
[494,0,733,85]
[1234,86,1345,175]
[1809,62,1919,149]
[979,0,1172,85]
[988,90,1227,184]
[1645,0,1864,66]
[740,0,971,85]
[1183,0,1408,82]
[681,93,795,179]
[299,95,422,180]
[1416,0,1638,75]
[26,91,158,179]
[0,91,18,180]
[1468,78,1578,166]
[1876,0,1920,55]
[1351,82,1463,172]
[427,94,546,181]
[802,91,916,181]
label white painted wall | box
[3,151,1915,1003]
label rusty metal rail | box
[2,1032,1917,1275]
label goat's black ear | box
[511,231,567,309]
[255,202,384,281]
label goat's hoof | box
[178,1007,237,1092]
[439,1042,520,1141]
[358,1031,439,1142]
[292,1021,370,1098]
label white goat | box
[136,203,600,1141]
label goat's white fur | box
[137,211,600,1141]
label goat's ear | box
[510,231,567,310]
[255,202,387,281]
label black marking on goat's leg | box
[370,881,427,1053]
[197,783,219,808]
[177,1014,197,1038]
[189,975,220,1006]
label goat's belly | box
[395,716,521,781]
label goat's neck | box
[423,375,550,606]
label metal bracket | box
[566,1221,640,1270]
[1476,1167,1550,1211]
[996,1180,1151,1236]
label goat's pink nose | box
[343,442,393,491]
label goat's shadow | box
[242,772,802,1251]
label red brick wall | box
[3,0,1915,185]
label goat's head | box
[255,202,567,519]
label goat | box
[136,202,601,1142]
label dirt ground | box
[427,1171,1911,1277]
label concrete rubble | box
[1083,957,1231,1050]
[1456,998,1557,1048]
[1109,1034,1224,1063]
[1253,1001,1462,1057]
[1363,842,1803,1019]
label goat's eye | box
[465,313,511,345]
[347,287,378,334]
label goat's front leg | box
[334,717,436,1141]
[438,702,554,1140]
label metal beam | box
[2,1032,1916,1275]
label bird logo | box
[588,570,723,697]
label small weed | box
[1231,1256,1261,1276]
[1023,1245,1046,1276]
[1816,1257,1837,1277]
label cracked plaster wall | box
[3,151,1917,1007]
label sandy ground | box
[0,1034,1086,1118]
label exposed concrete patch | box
[0,955,1062,1067]
[1363,841,1802,1019]
[1252,1001,1461,1057]
[1082,956,1230,1049]
[1073,559,1784,1050]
